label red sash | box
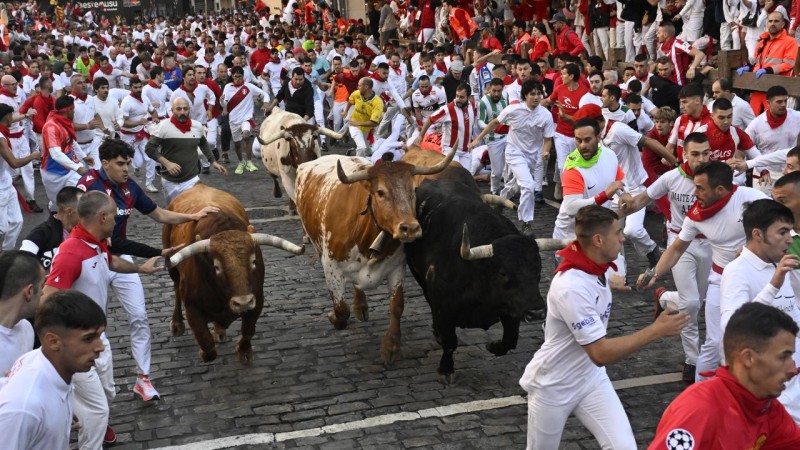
[226,84,251,113]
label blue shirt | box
[164,66,183,91]
[413,69,446,89]
[76,168,157,239]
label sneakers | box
[235,161,246,175]
[145,183,159,193]
[520,222,536,237]
[27,200,43,213]
[245,160,258,172]
[221,152,230,164]
[534,191,544,204]
[104,425,117,445]
[553,181,563,201]
[133,375,161,401]
[654,287,666,320]
[682,364,696,384]
[647,246,664,268]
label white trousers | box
[206,118,218,148]
[313,97,326,142]
[526,372,636,450]
[501,149,539,223]
[679,14,703,43]
[121,134,155,185]
[659,231,711,365]
[623,21,640,62]
[377,104,401,139]
[42,169,82,212]
[580,28,593,57]
[73,334,114,450]
[418,28,434,43]
[162,175,200,204]
[593,27,610,60]
[10,136,33,200]
[720,22,741,50]
[553,132,575,182]
[78,136,102,170]
[485,138,507,194]
[642,22,658,60]
[349,126,371,157]
[696,269,723,381]
[0,187,22,250]
[744,26,760,64]
[330,101,348,134]
[108,256,152,375]
[442,146,472,169]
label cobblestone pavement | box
[16,144,692,449]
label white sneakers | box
[133,375,161,401]
[145,183,159,193]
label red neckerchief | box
[687,185,737,221]
[391,65,401,75]
[100,64,112,75]
[170,115,192,133]
[555,240,617,276]
[271,57,281,63]
[147,80,159,89]
[80,56,90,66]
[232,80,244,87]
[767,109,788,129]
[46,111,78,143]
[130,92,143,102]
[0,87,14,98]
[180,84,196,94]
[69,223,111,263]
[678,161,695,178]
[0,124,12,149]
[370,72,386,82]
[70,90,87,101]
[690,106,711,123]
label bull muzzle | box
[394,221,422,243]
[230,294,257,314]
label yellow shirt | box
[349,90,384,134]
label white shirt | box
[0,321,34,374]
[0,135,12,189]
[678,187,768,268]
[496,103,555,155]
[93,95,121,134]
[387,64,410,105]
[429,102,477,153]
[263,61,284,91]
[22,74,39,96]
[221,82,267,125]
[71,94,98,144]
[721,247,800,365]
[519,267,612,402]
[118,94,154,133]
[93,68,125,89]
[646,167,697,232]
[578,93,602,108]
[0,349,74,450]
[746,109,800,171]
[600,120,648,187]
[504,78,522,104]
[411,86,447,124]
[0,91,23,135]
[142,82,173,119]
[603,105,637,126]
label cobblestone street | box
[16,146,691,449]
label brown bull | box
[164,184,304,363]
[295,151,454,364]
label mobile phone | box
[788,237,800,268]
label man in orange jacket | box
[737,11,798,115]
[442,0,479,52]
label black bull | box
[405,179,550,383]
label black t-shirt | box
[21,215,64,271]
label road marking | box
[156,372,683,450]
[250,217,300,224]
[544,198,561,209]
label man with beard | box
[745,86,800,195]
[579,71,603,108]
[417,83,476,168]
[118,78,159,193]
[472,78,508,197]
[471,80,553,235]
[146,97,226,202]
[170,66,217,172]
[220,67,267,175]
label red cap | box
[572,104,602,122]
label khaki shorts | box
[230,120,253,142]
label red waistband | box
[7,130,23,138]
[668,228,706,239]
[712,263,724,274]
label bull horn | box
[257,131,292,147]
[251,233,305,255]
[411,146,456,175]
[480,194,518,210]
[460,224,493,260]
[316,126,346,140]
[169,239,211,266]
[534,238,575,251]
[337,159,371,184]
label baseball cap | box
[549,12,568,23]
[450,60,464,73]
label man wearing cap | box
[551,13,586,58]
[442,59,469,102]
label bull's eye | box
[251,260,257,271]
[214,264,222,276]
[376,189,386,198]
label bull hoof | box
[199,348,218,362]
[353,304,369,322]
[171,320,186,336]
[235,342,253,364]
[437,369,456,385]
[274,189,283,198]
[211,326,229,343]
[328,311,349,330]
[380,335,401,366]
[486,341,509,356]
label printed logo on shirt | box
[571,316,596,330]
[665,428,694,450]
[117,207,133,217]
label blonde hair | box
[652,106,677,123]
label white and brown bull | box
[164,184,304,363]
[295,151,455,364]
[257,109,344,209]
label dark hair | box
[694,160,734,190]
[575,205,619,240]
[712,98,733,112]
[743,199,794,242]
[56,186,83,211]
[626,94,642,105]
[291,67,304,77]
[574,117,600,135]
[724,303,799,364]
[627,79,642,94]
[489,77,504,88]
[634,54,648,63]
[768,86,789,99]
[521,80,543,99]
[717,77,733,92]
[99,138,135,162]
[35,290,107,337]
[417,74,430,84]
[562,63,580,81]
[0,103,13,122]
[150,65,164,78]
[679,83,704,99]
[0,251,44,300]
[55,95,74,111]
[684,132,709,151]
[774,169,800,189]
[231,66,244,76]
[455,83,471,95]
[588,69,604,81]
[603,84,621,101]
[92,76,109,91]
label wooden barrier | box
[732,72,800,97]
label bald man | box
[145,97,226,203]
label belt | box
[712,263,724,275]
[120,128,150,141]
[668,227,706,239]
[78,140,94,145]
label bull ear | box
[246,225,256,233]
